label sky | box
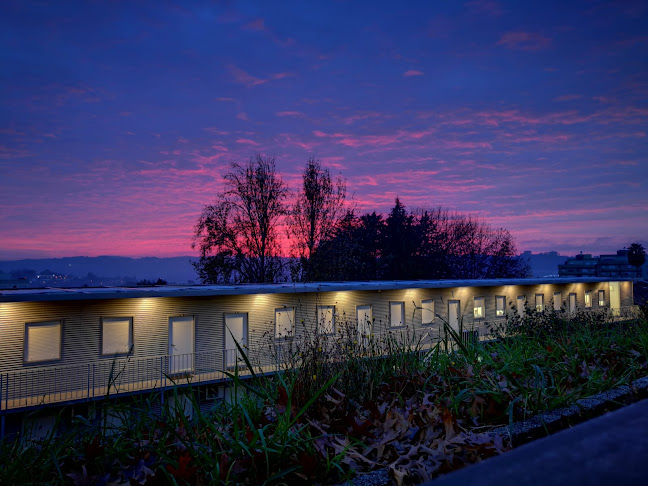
[1,0,647,260]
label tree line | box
[192,155,530,284]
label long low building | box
[0,278,635,433]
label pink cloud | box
[235,138,259,146]
[276,111,303,117]
[341,111,392,125]
[236,112,248,120]
[403,70,424,77]
[497,31,551,51]
[228,64,293,87]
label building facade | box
[0,278,635,434]
[558,250,642,278]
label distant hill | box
[0,256,198,284]
[0,252,574,285]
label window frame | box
[553,292,562,311]
[317,305,336,335]
[101,317,134,356]
[535,294,544,312]
[275,307,295,339]
[390,301,405,328]
[584,290,592,308]
[598,290,606,307]
[473,296,485,319]
[421,299,435,325]
[495,295,506,317]
[516,296,526,315]
[24,320,62,364]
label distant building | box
[558,250,642,279]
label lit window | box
[390,302,405,327]
[102,317,133,355]
[25,321,62,363]
[495,296,506,317]
[584,291,592,308]
[317,305,335,334]
[554,292,562,311]
[275,307,295,338]
[517,296,526,315]
[535,294,544,312]
[474,297,485,319]
[421,299,435,325]
[599,290,606,307]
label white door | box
[356,305,372,344]
[569,293,577,314]
[225,313,248,368]
[609,281,621,315]
[448,300,460,333]
[169,316,194,374]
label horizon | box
[1,1,647,260]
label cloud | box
[553,94,582,102]
[497,31,551,51]
[236,112,248,120]
[403,70,424,77]
[276,111,303,117]
[243,18,265,31]
[235,138,259,146]
[228,64,293,87]
[465,0,506,17]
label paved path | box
[428,399,648,486]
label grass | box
[1,305,647,484]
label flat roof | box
[0,277,630,303]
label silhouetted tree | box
[628,243,646,272]
[192,155,288,283]
[382,198,418,279]
[289,158,346,281]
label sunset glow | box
[1,1,647,259]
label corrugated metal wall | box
[0,281,624,373]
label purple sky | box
[1,1,647,260]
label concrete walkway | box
[428,399,648,486]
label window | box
[102,317,133,355]
[390,301,405,327]
[496,296,506,317]
[585,290,592,308]
[535,294,544,312]
[317,305,335,334]
[599,290,606,307]
[421,299,435,325]
[554,292,562,311]
[569,293,577,314]
[517,296,525,315]
[473,297,485,319]
[25,321,62,363]
[275,307,295,338]
[356,305,372,339]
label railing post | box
[92,363,95,399]
[87,363,91,401]
[160,356,165,405]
